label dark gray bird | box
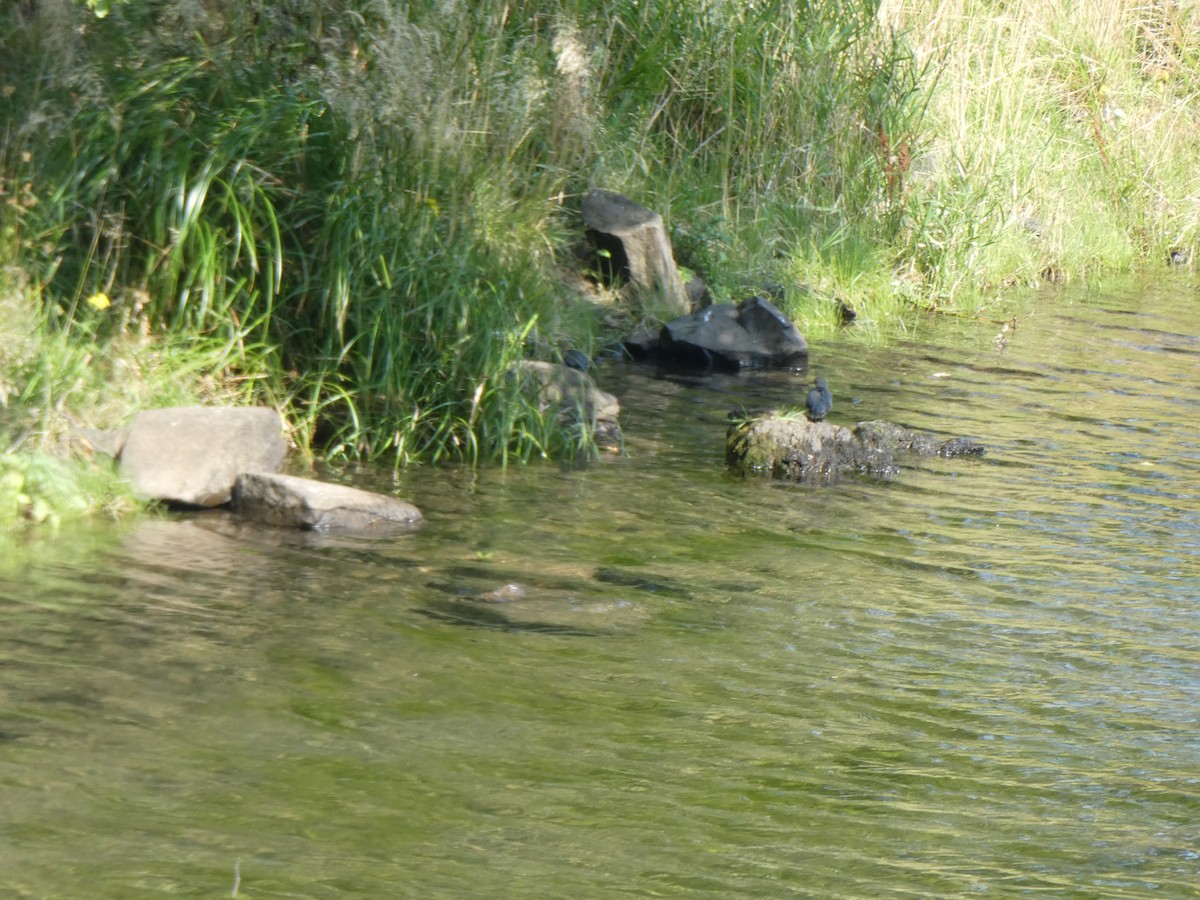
[562,349,591,372]
[805,376,832,422]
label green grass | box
[3,0,1200,529]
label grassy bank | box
[3,0,1199,529]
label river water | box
[3,280,1199,898]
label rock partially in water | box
[233,472,422,533]
[118,406,286,507]
[727,413,984,484]
[513,360,622,449]
[633,295,809,371]
[854,420,986,459]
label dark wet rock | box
[805,377,832,422]
[118,406,286,507]
[652,295,809,371]
[854,420,986,459]
[621,325,662,361]
[232,472,422,532]
[727,413,984,484]
[581,189,691,317]
[513,360,621,449]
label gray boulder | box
[233,472,422,532]
[514,360,622,449]
[658,296,808,370]
[118,406,286,507]
[727,413,983,484]
[581,189,690,318]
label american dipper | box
[562,349,591,372]
[805,376,832,422]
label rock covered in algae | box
[727,413,983,484]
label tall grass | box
[4,1,596,465]
[891,0,1200,306]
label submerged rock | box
[727,413,984,484]
[854,420,987,459]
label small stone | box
[478,583,528,603]
[562,349,591,371]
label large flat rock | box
[118,406,287,507]
[233,472,423,533]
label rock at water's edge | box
[233,472,422,532]
[118,406,286,507]
[514,360,622,449]
[657,295,808,370]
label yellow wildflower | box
[86,291,111,311]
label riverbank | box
[2,0,1198,530]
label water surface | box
[3,280,1199,898]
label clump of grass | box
[595,0,933,318]
[0,267,250,529]
[0,450,130,531]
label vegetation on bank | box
[2,0,1199,530]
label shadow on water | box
[414,599,607,636]
[3,279,1200,897]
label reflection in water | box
[2,281,1200,897]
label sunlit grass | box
[895,0,1200,302]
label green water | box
[3,281,1200,898]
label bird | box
[562,349,591,372]
[805,376,832,422]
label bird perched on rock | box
[805,376,832,422]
